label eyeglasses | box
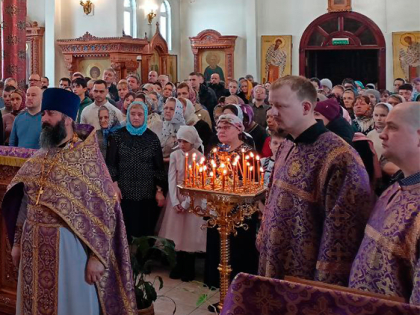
[216,125,234,132]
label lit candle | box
[184,152,189,185]
[249,166,254,188]
[199,167,204,188]
[189,165,193,187]
[247,162,251,187]
[256,155,260,184]
[260,167,264,187]
[241,148,245,183]
[210,171,215,190]
[250,153,255,184]
[213,147,218,160]
[203,166,207,188]
[236,155,243,178]
[233,162,237,192]
[222,170,227,191]
[211,160,216,190]
[192,153,197,187]
[245,156,250,185]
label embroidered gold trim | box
[319,146,354,190]
[13,175,112,238]
[32,225,39,314]
[365,224,412,261]
[54,229,60,315]
[316,260,352,272]
[109,251,136,314]
[27,157,115,207]
[274,179,316,202]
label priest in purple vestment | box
[349,102,420,305]
[257,76,372,286]
[1,88,137,315]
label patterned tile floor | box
[146,257,221,315]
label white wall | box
[179,0,247,81]
[26,0,420,89]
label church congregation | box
[0,0,420,314]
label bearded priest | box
[1,88,137,315]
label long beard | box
[39,118,67,149]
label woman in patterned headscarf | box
[240,103,268,154]
[106,101,167,241]
[96,105,121,158]
[159,97,186,162]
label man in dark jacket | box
[208,73,229,101]
[189,72,217,123]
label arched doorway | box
[299,12,386,89]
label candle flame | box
[189,165,192,169]
[247,162,250,166]
[256,155,260,160]
[223,170,227,175]
[250,166,253,171]
[250,152,254,158]
[210,171,214,176]
[245,156,250,160]
[199,167,203,172]
[260,167,264,172]
[241,148,245,153]
[186,153,189,157]
[220,163,225,168]
[204,166,207,171]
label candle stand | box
[178,186,265,311]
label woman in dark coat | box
[106,101,167,242]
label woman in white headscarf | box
[158,126,206,282]
[159,97,186,162]
[179,97,213,152]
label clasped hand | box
[85,255,105,285]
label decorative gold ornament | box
[178,186,264,311]
[147,10,157,25]
[80,0,93,15]
[178,147,265,311]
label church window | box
[160,0,172,50]
[124,0,137,37]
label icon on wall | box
[261,35,292,83]
[393,31,420,82]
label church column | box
[1,0,27,88]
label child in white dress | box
[158,126,206,281]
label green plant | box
[130,236,176,309]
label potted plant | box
[130,236,176,315]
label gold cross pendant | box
[36,187,44,205]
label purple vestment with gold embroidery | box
[2,125,137,315]
[257,130,372,285]
[349,179,420,305]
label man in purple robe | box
[2,88,137,314]
[257,76,372,285]
[349,102,420,305]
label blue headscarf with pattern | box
[126,101,148,136]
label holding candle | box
[158,125,207,282]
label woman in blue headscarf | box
[106,101,167,242]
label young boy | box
[260,130,287,188]
[72,77,92,123]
